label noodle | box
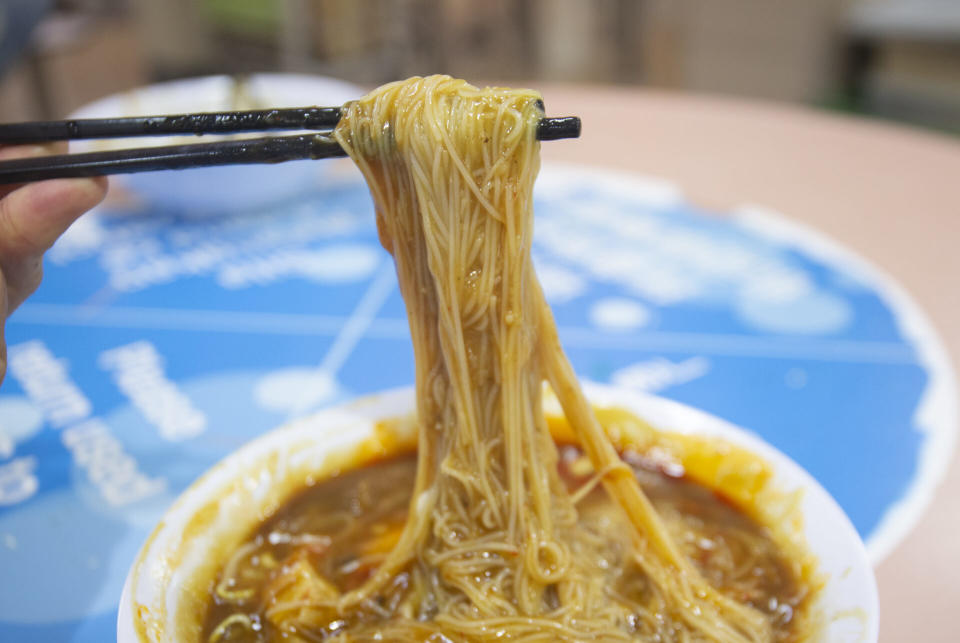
[331,75,766,640]
[204,75,816,641]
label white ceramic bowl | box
[118,384,878,642]
[71,74,362,215]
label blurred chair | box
[0,0,55,77]
[127,0,642,86]
[278,0,541,84]
[640,0,842,103]
[0,1,146,120]
[843,0,960,130]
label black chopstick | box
[0,134,345,184]
[0,108,581,144]
[0,116,580,184]
[0,107,344,144]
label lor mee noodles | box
[202,76,819,642]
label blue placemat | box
[0,162,954,642]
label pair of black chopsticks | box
[0,106,581,184]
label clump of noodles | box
[329,75,773,641]
[201,75,799,641]
[333,75,629,639]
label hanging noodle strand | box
[329,75,770,641]
[206,75,814,642]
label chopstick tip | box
[538,116,581,141]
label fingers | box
[0,174,108,261]
[0,143,106,383]
[0,164,107,311]
[0,143,69,200]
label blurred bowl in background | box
[69,74,363,215]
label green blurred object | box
[204,0,282,39]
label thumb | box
[0,176,108,262]
[0,176,107,313]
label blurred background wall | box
[0,0,957,132]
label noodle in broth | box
[203,76,817,642]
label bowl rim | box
[118,383,879,642]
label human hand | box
[0,143,107,384]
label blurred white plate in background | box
[69,74,363,215]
